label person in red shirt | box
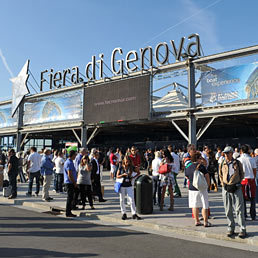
[109,149,118,179]
[129,147,141,175]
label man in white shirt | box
[238,144,257,220]
[168,145,181,197]
[55,151,65,193]
[254,148,258,204]
[215,147,222,161]
[115,148,120,163]
[216,147,223,186]
[152,151,162,206]
[26,147,42,197]
[234,148,240,159]
[201,146,209,168]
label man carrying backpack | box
[219,146,246,238]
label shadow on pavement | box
[0,222,98,230]
[0,248,98,257]
[0,229,146,238]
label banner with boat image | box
[23,90,83,125]
[0,106,17,128]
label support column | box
[16,102,24,152]
[188,114,196,146]
[187,59,197,146]
[81,126,87,148]
[81,85,87,148]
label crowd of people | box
[0,143,258,237]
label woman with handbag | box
[185,151,211,227]
[159,149,175,211]
[77,155,95,210]
[116,156,141,220]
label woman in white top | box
[117,156,141,220]
[152,151,162,206]
[54,152,65,193]
[76,155,94,210]
[52,150,58,192]
[160,149,175,211]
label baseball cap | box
[223,146,233,153]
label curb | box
[89,214,258,246]
[1,196,258,247]
[0,197,24,205]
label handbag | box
[224,184,237,193]
[114,178,124,193]
[193,165,208,191]
[158,164,171,174]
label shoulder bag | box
[193,164,208,191]
[158,163,171,174]
[114,177,124,193]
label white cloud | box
[0,48,14,77]
[182,0,224,55]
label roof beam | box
[72,129,82,146]
[171,120,188,142]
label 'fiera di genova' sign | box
[40,33,201,91]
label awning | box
[153,89,188,113]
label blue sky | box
[0,0,258,101]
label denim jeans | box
[152,175,161,205]
[75,184,93,207]
[56,174,64,192]
[147,160,152,176]
[173,172,181,196]
[65,184,76,215]
[244,198,256,220]
[92,179,104,201]
[53,172,57,191]
[114,165,118,179]
[9,173,17,197]
[28,171,40,194]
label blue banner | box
[23,90,83,125]
[0,106,17,128]
[201,63,258,106]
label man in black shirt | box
[7,149,19,199]
[91,150,106,202]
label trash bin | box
[135,175,153,214]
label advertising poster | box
[23,90,83,125]
[85,75,150,124]
[201,63,258,106]
[0,106,17,128]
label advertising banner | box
[0,106,17,128]
[201,63,258,106]
[85,75,150,124]
[23,90,83,125]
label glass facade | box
[24,138,52,151]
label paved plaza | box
[1,170,258,248]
